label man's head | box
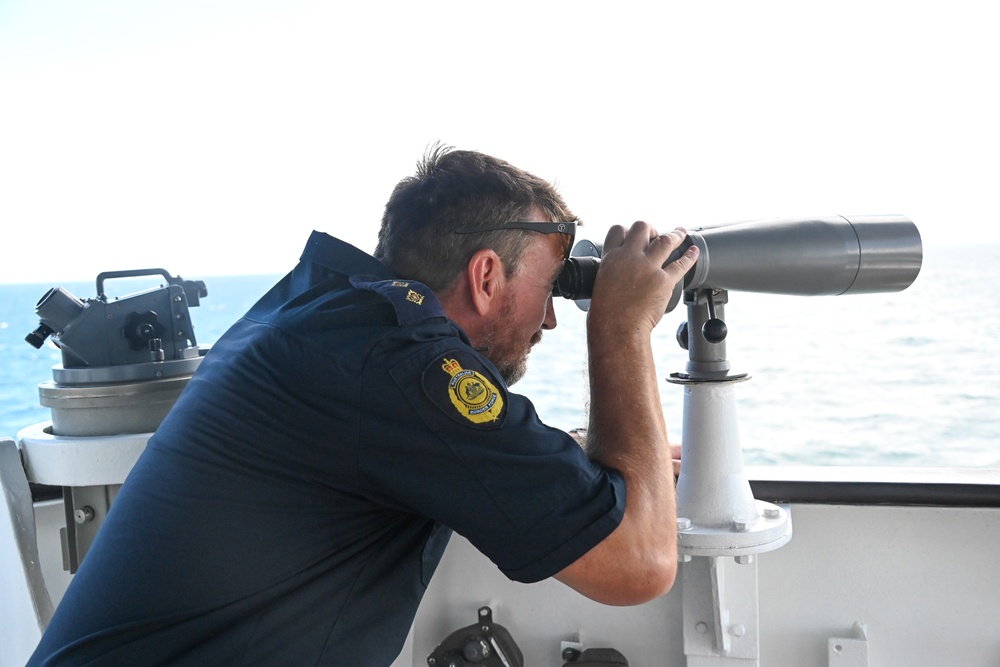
[374,145,577,385]
[374,145,576,293]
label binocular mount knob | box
[701,289,728,343]
[702,318,728,344]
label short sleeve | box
[359,341,626,583]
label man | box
[29,146,699,665]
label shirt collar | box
[299,230,393,279]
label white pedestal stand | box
[671,290,792,666]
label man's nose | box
[541,293,557,330]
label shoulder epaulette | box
[349,276,446,326]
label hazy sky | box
[1,0,996,285]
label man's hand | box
[589,223,699,334]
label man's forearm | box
[584,317,677,593]
[553,222,696,605]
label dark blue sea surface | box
[2,244,998,467]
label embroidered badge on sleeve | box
[422,351,507,428]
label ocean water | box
[2,244,998,468]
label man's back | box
[30,255,455,665]
[29,233,626,666]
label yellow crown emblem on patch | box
[441,356,504,424]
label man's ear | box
[467,248,506,316]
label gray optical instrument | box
[554,214,923,312]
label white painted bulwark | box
[406,470,1000,666]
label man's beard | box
[479,296,543,387]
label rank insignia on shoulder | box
[423,351,507,428]
[349,276,445,325]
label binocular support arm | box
[670,288,791,547]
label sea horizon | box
[2,242,998,469]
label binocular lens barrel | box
[554,214,922,307]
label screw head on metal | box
[732,519,753,532]
[764,507,781,518]
[677,517,692,530]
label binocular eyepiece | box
[554,214,922,312]
[554,249,601,303]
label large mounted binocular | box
[554,214,922,311]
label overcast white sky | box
[0,0,996,285]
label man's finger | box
[602,224,628,253]
[646,228,688,262]
[663,245,700,282]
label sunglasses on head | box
[453,221,577,261]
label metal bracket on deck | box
[828,622,868,667]
[1,437,55,666]
[682,555,760,663]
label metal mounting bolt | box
[74,506,95,524]
[731,624,746,637]
[764,507,781,518]
[735,554,754,565]
[562,647,582,662]
[732,519,753,532]
[677,517,692,530]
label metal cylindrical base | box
[675,379,792,557]
[678,500,792,557]
[676,381,758,528]
[38,374,193,437]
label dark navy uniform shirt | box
[30,231,627,667]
